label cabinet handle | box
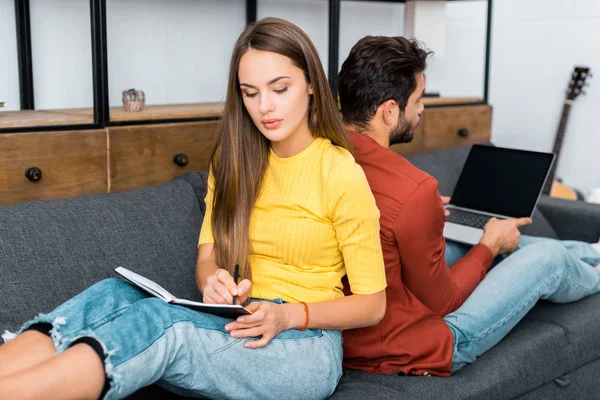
[457,128,470,138]
[25,167,42,182]
[173,153,189,167]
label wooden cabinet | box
[392,105,492,156]
[0,130,107,205]
[0,103,491,205]
[108,121,219,192]
[422,105,492,152]
[0,122,219,205]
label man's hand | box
[224,302,291,349]
[202,269,252,305]
[479,217,533,257]
[441,196,451,217]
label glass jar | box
[122,89,145,112]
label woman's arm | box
[200,240,385,330]
[195,243,219,293]
[283,291,386,330]
[225,292,385,349]
[199,240,384,330]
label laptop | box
[444,144,555,245]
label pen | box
[232,264,240,305]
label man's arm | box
[392,178,494,315]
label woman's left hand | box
[224,302,291,349]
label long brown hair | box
[210,17,349,280]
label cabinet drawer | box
[0,130,108,205]
[109,121,219,192]
[422,105,492,152]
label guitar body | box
[549,180,578,200]
[542,66,591,201]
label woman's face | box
[238,49,313,145]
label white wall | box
[1,0,486,111]
[338,1,486,99]
[339,1,405,69]
[30,0,93,110]
[106,0,245,106]
[0,0,20,111]
[489,0,600,194]
[426,1,487,98]
[1,0,246,109]
[258,0,329,75]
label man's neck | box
[346,124,389,148]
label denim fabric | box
[444,236,600,373]
[16,279,343,400]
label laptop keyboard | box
[446,208,492,229]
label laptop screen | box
[450,145,555,218]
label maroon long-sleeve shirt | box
[342,131,493,376]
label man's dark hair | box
[338,36,432,131]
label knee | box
[95,278,134,293]
[134,297,166,309]
[100,277,128,288]
[129,298,174,326]
[89,278,147,305]
[522,242,570,271]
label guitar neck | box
[542,101,572,195]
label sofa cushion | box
[515,356,600,400]
[404,144,558,239]
[525,295,600,374]
[331,293,600,399]
[0,173,208,336]
[405,144,473,197]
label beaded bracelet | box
[299,301,309,331]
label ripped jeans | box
[15,278,343,400]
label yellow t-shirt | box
[198,137,386,303]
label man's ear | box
[382,100,397,126]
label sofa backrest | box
[405,145,472,197]
[0,172,208,336]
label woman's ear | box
[307,84,314,95]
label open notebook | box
[114,267,252,319]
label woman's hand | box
[202,268,251,305]
[224,302,292,349]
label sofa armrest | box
[536,196,600,243]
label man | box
[338,36,600,376]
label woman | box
[0,18,387,400]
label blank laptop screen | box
[450,145,555,218]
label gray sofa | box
[1,145,599,399]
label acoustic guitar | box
[542,66,592,200]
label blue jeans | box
[444,236,600,373]
[15,279,343,399]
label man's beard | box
[389,114,418,146]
